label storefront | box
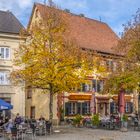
[110,95,133,114]
[65,94,91,117]
[96,96,110,116]
[64,93,134,118]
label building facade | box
[0,11,25,118]
[26,3,137,122]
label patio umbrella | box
[0,99,13,110]
[118,89,125,114]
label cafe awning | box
[0,99,13,110]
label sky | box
[0,0,140,36]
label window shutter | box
[92,80,96,92]
[130,102,133,113]
[82,102,86,115]
[65,102,71,116]
[6,48,10,59]
[110,102,114,114]
[77,102,81,114]
[1,48,4,58]
[82,83,86,92]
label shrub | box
[122,114,128,122]
[92,114,100,126]
[73,114,83,126]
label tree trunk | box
[49,91,53,123]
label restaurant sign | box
[68,95,92,100]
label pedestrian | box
[15,113,22,126]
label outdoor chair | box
[10,127,20,140]
[25,128,35,140]
[45,121,52,135]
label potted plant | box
[120,114,128,132]
[122,114,128,128]
[92,114,100,128]
[73,114,83,127]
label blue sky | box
[0,0,140,35]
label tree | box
[11,3,105,122]
[104,9,140,94]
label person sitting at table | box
[5,116,9,124]
[134,113,139,127]
[4,119,14,134]
[38,116,45,126]
[39,115,45,121]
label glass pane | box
[0,72,10,85]
[0,48,4,58]
[6,48,10,58]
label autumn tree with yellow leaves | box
[11,2,105,121]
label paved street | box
[0,126,140,140]
[39,126,140,140]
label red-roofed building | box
[25,3,136,123]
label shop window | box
[82,102,90,115]
[65,102,90,116]
[110,102,118,114]
[65,102,76,116]
[125,102,133,113]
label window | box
[113,103,118,114]
[27,87,32,99]
[125,102,133,113]
[0,71,10,85]
[30,106,35,119]
[81,83,92,92]
[106,60,114,71]
[64,102,77,116]
[70,102,77,115]
[0,47,10,59]
[82,102,90,115]
[65,102,90,116]
[92,79,104,92]
[110,102,118,114]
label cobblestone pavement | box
[1,126,140,140]
[39,126,140,140]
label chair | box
[45,121,52,135]
[25,128,35,140]
[10,127,19,140]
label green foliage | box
[73,114,83,125]
[92,114,100,126]
[122,114,128,122]
[104,9,140,94]
[11,2,106,121]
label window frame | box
[0,71,10,85]
[0,46,10,60]
[26,87,32,99]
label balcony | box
[0,85,15,94]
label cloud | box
[54,0,88,9]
